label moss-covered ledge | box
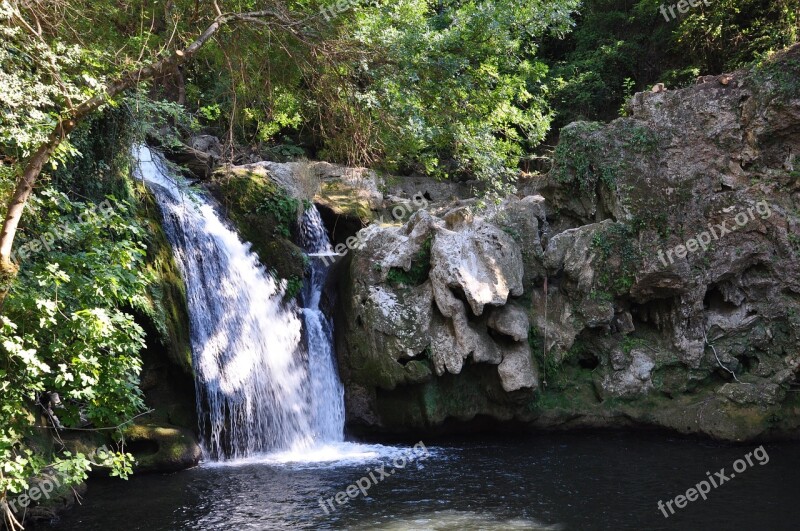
[121,424,202,473]
[207,165,307,297]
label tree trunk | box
[0,121,75,273]
[0,8,293,276]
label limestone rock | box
[718,382,785,405]
[498,342,538,392]
[339,203,535,409]
[487,303,529,341]
[597,350,655,399]
[335,46,800,441]
[430,220,524,316]
[491,195,548,286]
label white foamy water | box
[134,146,368,465]
[135,146,311,459]
[299,205,346,443]
[350,510,563,530]
[201,441,436,469]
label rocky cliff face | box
[335,45,800,441]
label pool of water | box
[36,431,800,530]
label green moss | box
[255,188,302,238]
[591,223,641,295]
[749,52,800,101]
[318,180,374,222]
[139,192,192,375]
[529,328,556,380]
[532,329,595,390]
[356,354,402,390]
[213,169,300,238]
[590,289,614,303]
[121,424,200,472]
[621,122,659,153]
[552,121,617,192]
[789,233,800,257]
[386,236,432,287]
[501,226,522,241]
[375,363,513,428]
[209,168,306,298]
[621,336,646,354]
[532,376,598,411]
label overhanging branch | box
[0,6,303,277]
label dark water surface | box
[37,431,800,530]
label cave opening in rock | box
[703,284,740,314]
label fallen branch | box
[32,408,155,431]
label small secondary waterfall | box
[135,146,345,460]
[299,207,346,442]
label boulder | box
[487,303,529,341]
[597,350,655,399]
[430,219,524,316]
[498,341,538,392]
[122,424,202,473]
[718,382,785,405]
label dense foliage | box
[1,188,146,525]
[542,0,800,128]
[342,0,578,187]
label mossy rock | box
[317,179,375,222]
[59,431,108,459]
[209,168,306,291]
[374,364,518,430]
[122,424,202,473]
[134,196,198,433]
[140,192,192,375]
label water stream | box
[299,206,346,443]
[135,146,340,460]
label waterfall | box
[134,146,324,460]
[299,207,346,442]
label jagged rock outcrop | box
[336,45,800,441]
[338,206,539,427]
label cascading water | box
[299,207,345,443]
[134,145,316,460]
[135,145,407,466]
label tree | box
[0,1,302,279]
[327,0,580,186]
